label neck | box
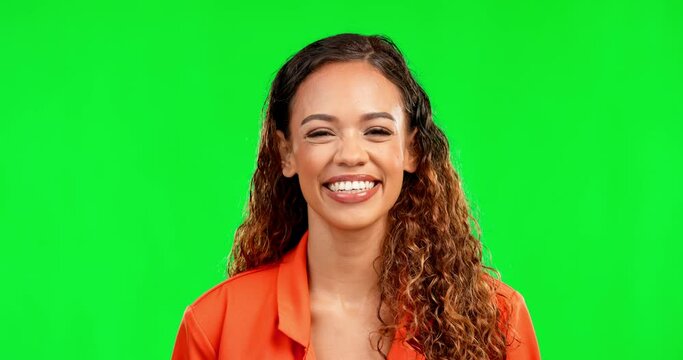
[306,208,386,308]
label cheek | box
[374,143,405,170]
[293,144,331,179]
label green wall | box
[2,0,681,358]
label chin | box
[306,202,390,232]
[322,212,386,232]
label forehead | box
[290,61,404,123]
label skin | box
[276,61,417,359]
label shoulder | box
[482,273,530,325]
[182,262,281,342]
[172,262,283,358]
[483,273,541,358]
[189,261,280,313]
[482,272,524,307]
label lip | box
[322,182,381,204]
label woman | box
[171,33,540,360]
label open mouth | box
[323,180,381,193]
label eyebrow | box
[300,112,395,126]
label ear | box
[276,130,297,178]
[403,127,418,173]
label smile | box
[322,181,381,203]
[324,180,378,192]
[321,174,382,203]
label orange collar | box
[276,229,312,347]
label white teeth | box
[327,180,377,192]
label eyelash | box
[366,128,393,136]
[306,128,393,138]
[306,130,333,138]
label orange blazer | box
[171,230,541,359]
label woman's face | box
[276,61,416,232]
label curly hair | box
[228,33,517,360]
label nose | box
[333,134,368,167]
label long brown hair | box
[228,33,516,360]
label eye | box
[305,129,334,139]
[365,127,393,136]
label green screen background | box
[2,0,681,359]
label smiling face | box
[276,61,417,232]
